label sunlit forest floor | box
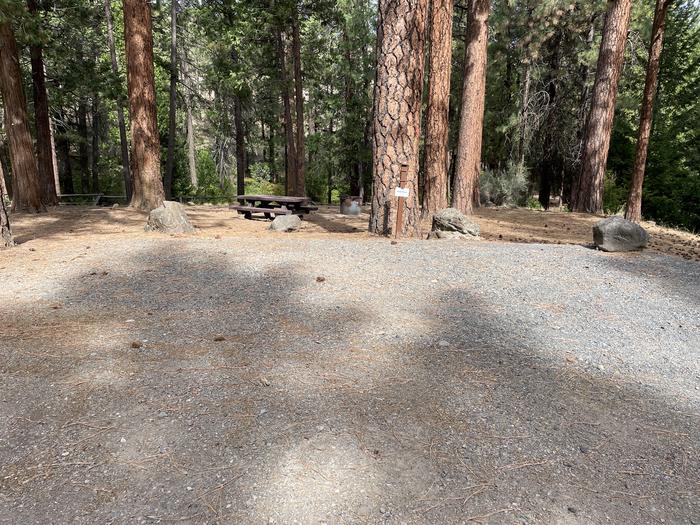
[1,206,699,523]
[8,204,700,261]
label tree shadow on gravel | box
[0,240,698,524]
[593,250,700,306]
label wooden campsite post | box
[394,165,409,239]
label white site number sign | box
[394,187,410,198]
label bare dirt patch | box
[8,205,699,261]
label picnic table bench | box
[230,195,318,220]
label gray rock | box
[429,208,480,238]
[592,216,648,252]
[144,201,195,233]
[269,214,302,232]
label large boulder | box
[144,201,195,234]
[269,214,302,232]
[429,208,480,239]
[592,216,649,252]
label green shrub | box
[526,197,542,210]
[602,171,627,215]
[480,162,528,206]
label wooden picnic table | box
[230,194,318,220]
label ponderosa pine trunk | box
[123,0,165,211]
[423,0,453,216]
[104,0,132,199]
[27,0,57,206]
[572,0,632,213]
[451,0,489,214]
[277,30,298,196]
[625,0,672,223]
[164,0,177,199]
[291,11,306,196]
[369,0,427,237]
[0,22,44,212]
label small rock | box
[579,445,589,454]
[316,276,326,282]
[213,336,226,342]
[131,341,143,349]
[438,340,450,348]
[269,215,302,232]
[567,506,578,515]
[120,437,126,443]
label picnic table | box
[230,194,318,220]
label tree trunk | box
[625,0,671,223]
[77,100,90,193]
[91,98,100,193]
[518,63,531,168]
[277,29,297,196]
[0,159,7,199]
[123,0,165,211]
[451,0,489,214]
[0,22,44,212]
[180,44,197,188]
[55,110,74,194]
[164,0,177,199]
[104,0,132,199]
[27,0,57,206]
[423,0,453,216]
[0,184,12,247]
[291,10,306,196]
[572,0,632,213]
[369,0,427,237]
[231,47,246,196]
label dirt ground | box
[7,204,700,261]
[1,205,699,524]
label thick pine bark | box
[625,0,671,223]
[27,0,57,206]
[572,0,632,213]
[164,0,177,199]
[423,0,453,216]
[104,0,132,199]
[277,30,298,196]
[451,0,489,214]
[369,0,427,237]
[291,10,305,196]
[123,0,165,211]
[0,22,44,212]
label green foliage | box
[602,171,627,215]
[607,1,700,230]
[480,163,528,207]
[526,197,543,210]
